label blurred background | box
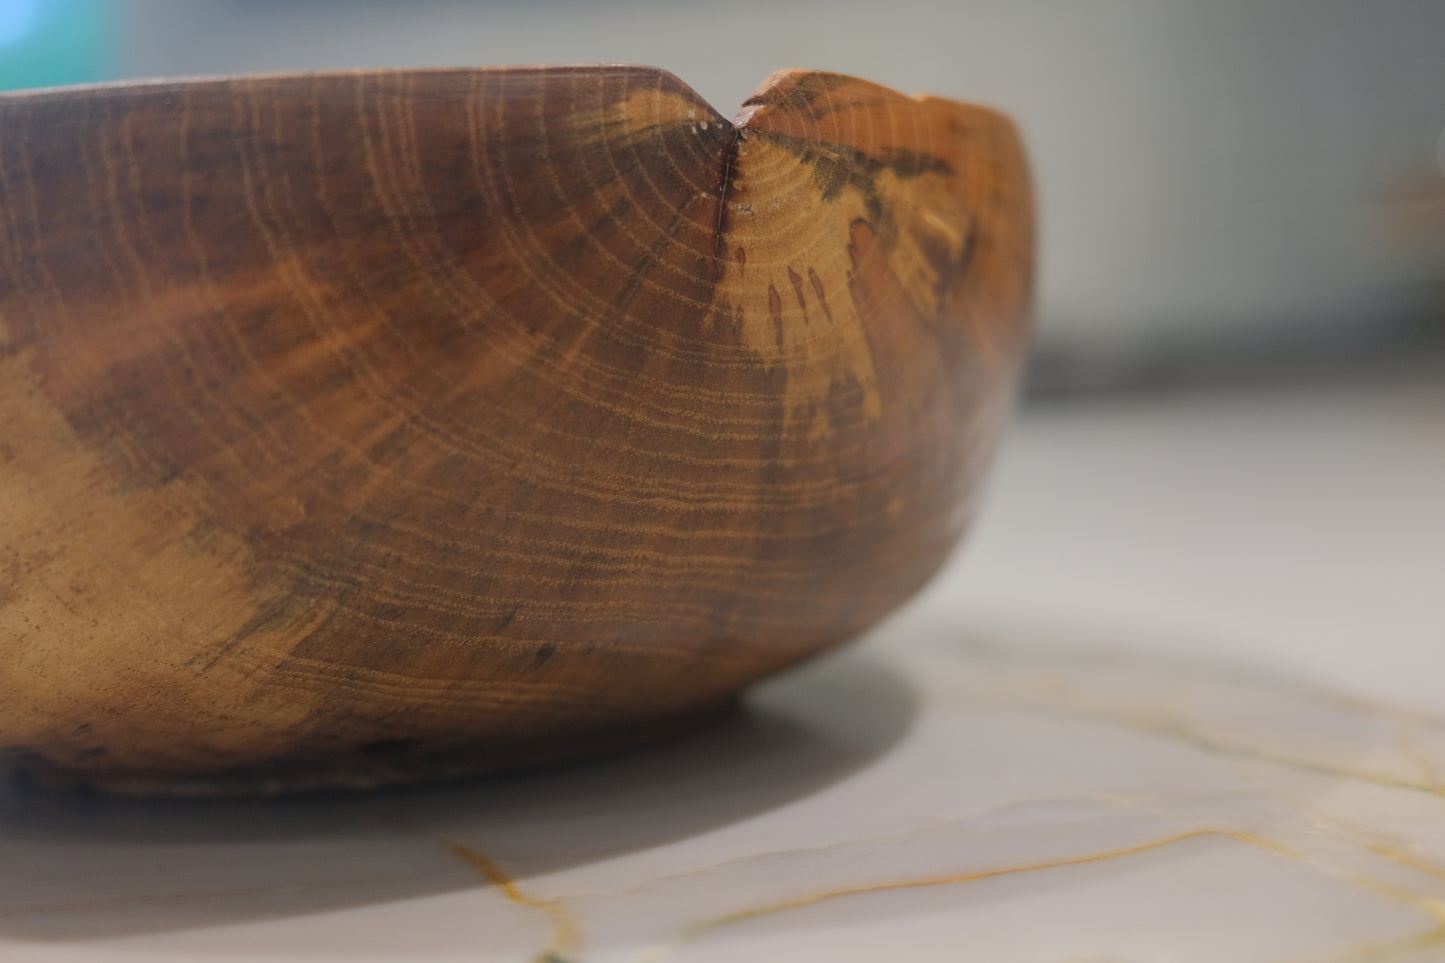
[3,0,1444,395]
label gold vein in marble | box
[1369,843,1445,884]
[558,790,1168,904]
[973,666,1445,798]
[1293,922,1445,963]
[449,842,579,962]
[1285,829,1445,962]
[645,829,1295,961]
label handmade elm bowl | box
[0,65,1032,794]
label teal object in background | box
[0,0,117,91]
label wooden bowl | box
[0,65,1032,794]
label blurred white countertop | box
[3,369,1443,962]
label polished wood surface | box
[0,65,1032,793]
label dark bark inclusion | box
[732,124,954,254]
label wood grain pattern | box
[0,65,1032,793]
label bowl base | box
[3,702,737,797]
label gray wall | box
[118,0,1445,352]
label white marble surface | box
[3,370,1443,962]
